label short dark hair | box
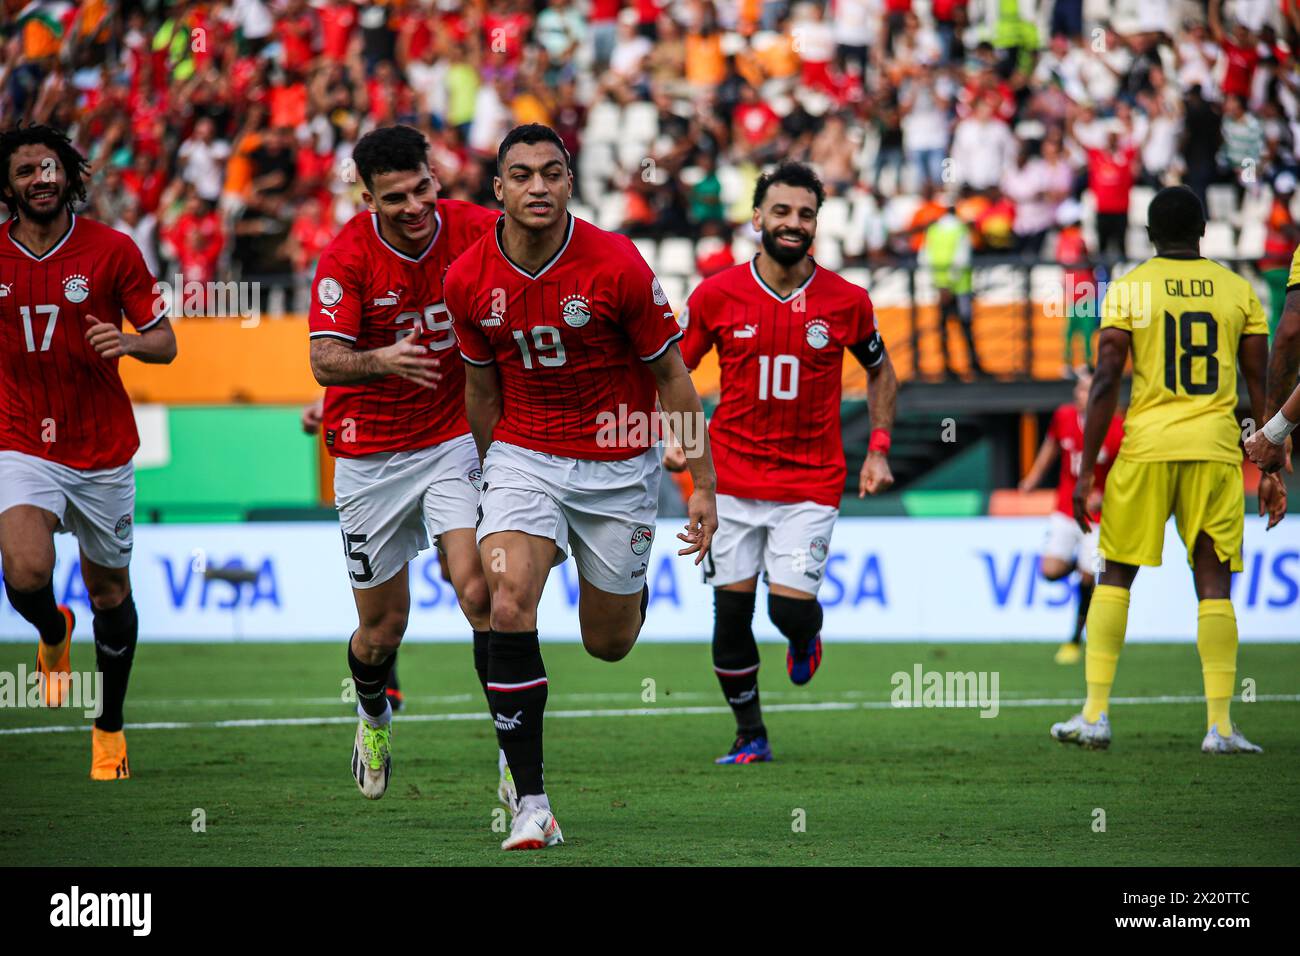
[351,124,430,191]
[753,161,825,211]
[0,123,90,215]
[1147,185,1206,247]
[496,123,570,173]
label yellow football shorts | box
[1097,458,1244,571]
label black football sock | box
[712,590,765,738]
[5,577,66,645]
[471,628,491,706]
[385,660,401,693]
[348,638,395,721]
[1073,579,1094,644]
[92,594,138,733]
[487,630,547,797]
[768,593,823,653]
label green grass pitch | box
[1,641,1297,866]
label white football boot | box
[1050,712,1111,750]
[352,719,393,799]
[1201,724,1263,754]
[501,798,563,851]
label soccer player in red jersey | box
[1019,370,1125,664]
[444,124,718,850]
[0,125,178,779]
[306,125,505,804]
[669,162,899,765]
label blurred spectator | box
[951,95,1017,191]
[1086,131,1139,259]
[921,196,985,380]
[1056,199,1095,369]
[1219,94,1265,199]
[1261,172,1299,338]
[178,117,232,204]
[1002,139,1072,258]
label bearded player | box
[1018,370,1125,664]
[306,125,508,804]
[444,124,718,850]
[0,124,177,779]
[1050,186,1287,754]
[668,162,898,765]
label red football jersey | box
[681,260,882,507]
[0,215,162,470]
[446,215,682,461]
[308,199,500,457]
[1048,403,1124,518]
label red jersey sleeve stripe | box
[639,329,683,362]
[133,313,165,333]
[460,352,495,366]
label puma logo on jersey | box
[494,710,524,731]
[373,290,399,306]
[0,282,10,297]
[482,312,504,328]
[733,324,757,338]
[319,307,338,323]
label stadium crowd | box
[1,0,1299,326]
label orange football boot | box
[35,605,74,707]
[90,728,130,780]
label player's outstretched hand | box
[382,337,443,388]
[301,394,325,435]
[1245,429,1291,475]
[1072,471,1094,534]
[1258,472,1288,530]
[859,450,894,497]
[84,314,130,359]
[662,442,687,473]
[677,487,718,565]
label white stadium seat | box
[596,193,625,231]
[658,238,696,276]
[621,101,659,143]
[1201,222,1237,259]
[814,235,843,270]
[1127,186,1154,226]
[656,275,686,309]
[585,101,622,143]
[818,196,852,240]
[1236,221,1266,259]
[632,238,657,272]
[1206,185,1238,223]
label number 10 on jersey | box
[758,354,799,400]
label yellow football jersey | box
[1100,254,1269,465]
[1288,243,1300,290]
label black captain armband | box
[849,331,886,369]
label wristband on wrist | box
[1261,411,1298,445]
[869,428,892,455]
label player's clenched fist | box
[84,313,131,359]
[677,486,718,565]
[379,337,443,388]
[1072,471,1094,534]
[1244,429,1292,476]
[859,450,894,497]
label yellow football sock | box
[1083,585,1130,722]
[1197,599,1238,736]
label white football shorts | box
[0,450,135,568]
[1042,510,1101,575]
[333,433,481,589]
[703,493,839,595]
[476,441,661,595]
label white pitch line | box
[1,694,1297,736]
